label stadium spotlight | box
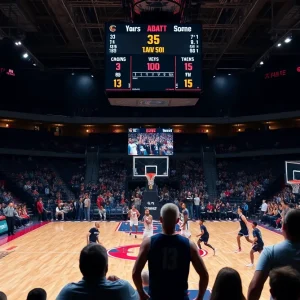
[15,41,22,46]
[260,61,264,65]
[91,75,94,78]
[72,72,75,76]
[277,43,282,47]
[22,53,29,59]
[284,37,292,43]
[228,73,231,76]
[213,75,216,78]
[33,63,36,66]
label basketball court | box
[0,158,294,299]
[0,220,283,300]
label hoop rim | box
[146,172,156,181]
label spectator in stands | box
[260,200,268,220]
[36,198,46,222]
[45,185,50,197]
[27,288,47,300]
[77,198,84,221]
[56,244,138,299]
[98,206,106,221]
[55,203,64,221]
[14,206,28,227]
[194,194,200,220]
[0,291,7,300]
[3,201,17,236]
[132,203,209,300]
[206,202,214,220]
[44,200,54,221]
[122,205,129,221]
[269,266,300,300]
[248,209,300,300]
[210,267,245,300]
[84,193,91,221]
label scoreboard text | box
[105,24,202,92]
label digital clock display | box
[105,23,202,92]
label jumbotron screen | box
[128,128,173,156]
[105,23,202,92]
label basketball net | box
[146,173,156,190]
[291,183,300,194]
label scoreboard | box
[105,23,202,93]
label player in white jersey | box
[142,208,153,238]
[180,203,191,238]
[128,205,140,238]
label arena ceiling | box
[0,0,300,71]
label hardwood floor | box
[0,221,283,300]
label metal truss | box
[0,0,299,70]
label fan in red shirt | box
[206,202,215,221]
[96,195,104,209]
[36,197,45,222]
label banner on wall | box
[0,219,8,234]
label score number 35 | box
[147,34,160,45]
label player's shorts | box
[238,229,249,237]
[143,229,153,238]
[199,235,209,243]
[130,220,138,227]
[252,243,264,252]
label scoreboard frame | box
[104,23,203,107]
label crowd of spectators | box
[215,128,300,154]
[259,185,300,230]
[128,132,174,155]
[217,160,274,203]
[0,184,31,233]
[13,165,65,202]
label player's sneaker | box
[246,263,254,267]
[234,248,241,253]
[129,232,131,236]
[135,235,137,238]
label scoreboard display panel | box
[105,23,202,93]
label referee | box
[3,202,17,236]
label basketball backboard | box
[133,156,169,177]
[285,161,300,184]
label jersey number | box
[162,247,178,270]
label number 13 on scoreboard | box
[113,79,122,88]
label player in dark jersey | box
[86,222,100,245]
[132,203,208,300]
[246,221,264,267]
[196,219,216,255]
[235,207,253,253]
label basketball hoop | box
[146,173,156,190]
[289,180,300,194]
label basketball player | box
[132,203,209,300]
[246,222,264,267]
[142,208,153,239]
[235,207,253,253]
[180,203,191,238]
[128,205,140,238]
[196,219,216,255]
[87,222,100,245]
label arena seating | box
[0,128,86,153]
[216,158,281,204]
[216,128,300,154]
